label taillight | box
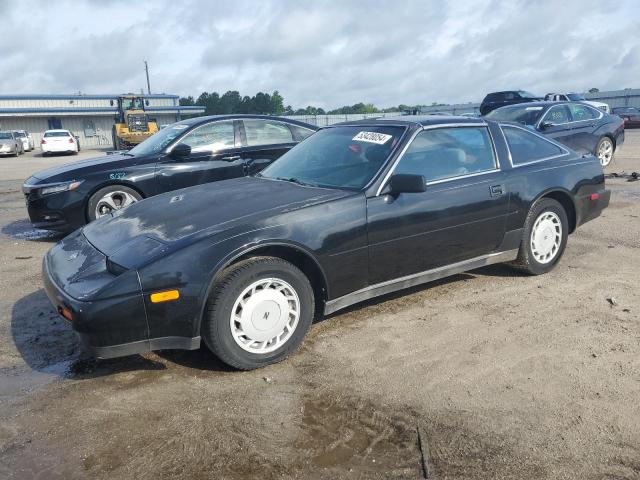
[69,137,75,143]
[41,139,46,144]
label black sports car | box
[23,115,317,232]
[43,116,610,370]
[485,101,625,167]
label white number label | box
[352,131,393,145]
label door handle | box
[490,184,504,197]
[221,155,241,161]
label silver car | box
[0,131,23,156]
[13,130,34,151]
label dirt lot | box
[0,138,639,480]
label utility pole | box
[144,61,151,94]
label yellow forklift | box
[111,95,159,150]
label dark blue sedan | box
[486,101,624,167]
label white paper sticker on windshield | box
[352,131,393,145]
[525,107,544,111]
[172,124,189,130]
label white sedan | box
[41,129,79,156]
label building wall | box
[0,94,204,149]
[0,113,180,148]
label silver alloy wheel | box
[597,138,613,167]
[94,190,138,218]
[530,211,562,264]
[230,278,300,354]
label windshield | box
[128,123,190,155]
[0,132,12,139]
[121,97,144,110]
[567,93,585,101]
[14,131,26,138]
[260,125,405,189]
[518,91,539,99]
[485,105,544,126]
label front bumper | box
[23,186,86,232]
[42,253,150,357]
[42,244,200,359]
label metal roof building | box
[0,94,205,149]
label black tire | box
[202,256,315,370]
[86,185,142,222]
[595,136,614,167]
[510,198,569,275]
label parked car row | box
[29,114,611,370]
[0,129,81,157]
[485,101,624,166]
[612,107,640,128]
[0,130,36,156]
[479,90,624,167]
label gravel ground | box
[0,137,638,480]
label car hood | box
[27,153,138,183]
[82,176,352,257]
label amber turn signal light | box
[150,290,180,303]
[57,306,73,322]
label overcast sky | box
[1,0,639,108]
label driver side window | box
[181,121,235,153]
[395,127,497,182]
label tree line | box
[179,90,422,116]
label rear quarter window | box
[244,120,294,146]
[289,124,315,142]
[502,126,566,165]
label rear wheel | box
[202,256,314,370]
[510,198,568,275]
[596,136,614,167]
[86,185,142,222]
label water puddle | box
[1,219,60,241]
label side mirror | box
[388,174,426,194]
[539,121,554,130]
[169,143,191,160]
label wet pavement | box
[1,145,640,479]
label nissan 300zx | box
[42,116,610,370]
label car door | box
[566,103,602,154]
[538,105,574,148]
[366,126,509,285]
[155,120,246,192]
[239,119,299,175]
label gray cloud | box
[0,0,638,108]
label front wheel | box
[595,136,614,167]
[510,198,569,275]
[202,256,315,370]
[86,185,142,222]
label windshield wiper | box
[274,177,317,187]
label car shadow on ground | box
[11,265,527,378]
[11,289,167,380]
[2,219,64,242]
